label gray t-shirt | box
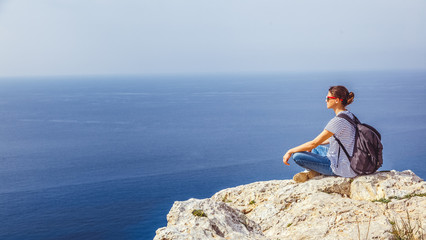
[324,111,357,178]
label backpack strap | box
[333,135,351,160]
[333,112,358,161]
[336,112,359,126]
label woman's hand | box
[283,151,292,166]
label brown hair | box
[329,85,354,106]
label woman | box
[282,85,357,183]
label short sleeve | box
[325,117,346,134]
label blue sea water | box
[0,71,425,239]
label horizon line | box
[1,68,426,80]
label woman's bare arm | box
[283,129,334,165]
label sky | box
[0,0,425,77]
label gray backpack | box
[333,114,383,175]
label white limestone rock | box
[154,198,266,240]
[350,170,425,201]
[154,170,426,240]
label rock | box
[154,170,426,240]
[154,198,266,240]
[350,170,425,201]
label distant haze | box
[0,0,425,77]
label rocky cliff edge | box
[154,170,425,240]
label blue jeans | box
[292,145,336,176]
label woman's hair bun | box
[346,92,355,106]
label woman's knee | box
[292,152,307,163]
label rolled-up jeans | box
[292,145,336,176]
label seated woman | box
[283,85,357,182]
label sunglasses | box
[326,96,343,102]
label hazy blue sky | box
[0,0,425,77]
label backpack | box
[333,113,383,175]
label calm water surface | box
[0,71,425,239]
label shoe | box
[293,170,322,183]
[307,170,321,179]
[293,172,309,183]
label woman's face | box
[326,91,336,109]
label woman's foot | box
[307,170,321,179]
[293,170,321,183]
[293,172,309,183]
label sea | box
[0,71,425,240]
